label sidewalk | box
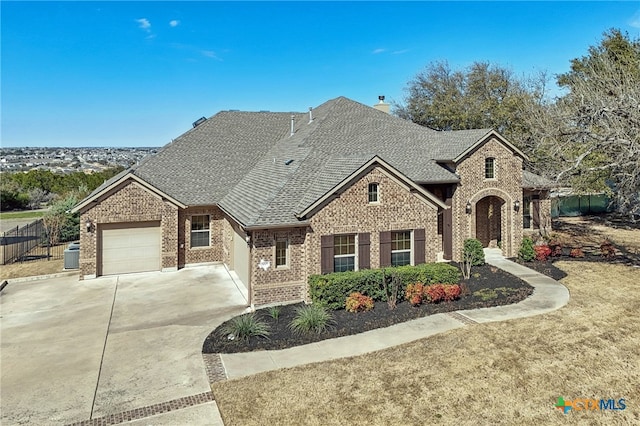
[218,249,570,380]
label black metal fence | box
[0,219,65,264]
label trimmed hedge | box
[309,263,461,310]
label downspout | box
[246,231,254,310]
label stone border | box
[446,311,479,325]
[203,353,228,383]
[65,392,214,426]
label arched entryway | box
[475,196,504,248]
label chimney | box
[373,95,390,114]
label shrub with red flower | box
[345,292,374,313]
[405,283,426,306]
[548,239,563,257]
[534,245,552,261]
[444,284,462,302]
[425,284,446,303]
[569,248,585,258]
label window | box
[368,183,379,203]
[190,215,210,248]
[485,158,495,179]
[391,231,411,266]
[275,239,288,268]
[334,234,356,272]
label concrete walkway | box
[219,249,570,380]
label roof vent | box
[308,107,313,123]
[192,117,207,128]
[285,159,294,165]
[290,115,295,136]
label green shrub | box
[309,269,383,310]
[309,263,460,310]
[463,238,485,266]
[289,304,335,335]
[519,237,535,262]
[392,263,461,286]
[221,313,270,341]
[267,305,281,322]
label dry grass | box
[0,259,66,281]
[213,221,640,425]
[553,216,640,254]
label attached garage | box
[99,222,161,276]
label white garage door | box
[100,222,161,275]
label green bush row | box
[309,263,461,310]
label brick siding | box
[451,138,524,259]
[78,180,178,278]
[179,206,224,265]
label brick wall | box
[249,227,307,306]
[179,206,224,265]
[247,166,440,306]
[78,180,178,278]
[307,166,439,278]
[452,138,524,259]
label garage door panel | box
[101,223,161,276]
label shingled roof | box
[78,96,531,225]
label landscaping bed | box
[203,263,533,354]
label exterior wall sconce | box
[245,234,251,245]
[86,219,92,233]
[465,202,472,214]
[514,200,520,212]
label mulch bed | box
[512,239,639,280]
[203,263,533,354]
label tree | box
[0,179,29,211]
[42,195,80,247]
[394,61,542,143]
[525,29,640,218]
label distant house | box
[72,97,553,306]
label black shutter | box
[358,233,370,270]
[380,231,391,267]
[414,228,425,265]
[321,235,334,274]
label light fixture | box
[245,234,251,245]
[514,200,520,211]
[85,219,92,233]
[465,202,472,214]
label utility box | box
[64,242,80,269]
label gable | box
[452,130,527,163]
[297,157,446,220]
[72,172,185,214]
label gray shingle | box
[132,111,303,206]
[522,170,556,188]
[92,96,522,227]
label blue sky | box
[2,1,639,148]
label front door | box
[475,196,504,248]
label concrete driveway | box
[1,265,248,425]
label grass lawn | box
[0,210,45,220]
[212,222,640,425]
[0,259,66,280]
